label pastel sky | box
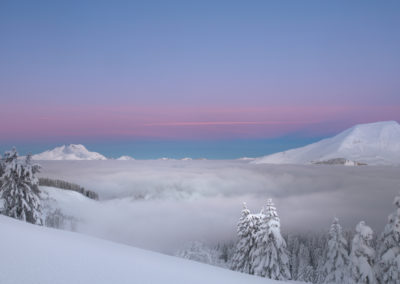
[0,1,399,158]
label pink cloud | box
[0,104,399,140]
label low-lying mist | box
[39,160,400,253]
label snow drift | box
[33,144,107,160]
[0,215,288,284]
[254,121,400,165]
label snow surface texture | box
[0,215,299,284]
[32,144,107,160]
[254,121,400,165]
[37,160,400,253]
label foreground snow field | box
[0,215,299,284]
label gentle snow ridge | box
[0,215,292,284]
[32,144,107,160]
[254,121,400,165]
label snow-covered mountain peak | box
[117,155,135,161]
[254,121,400,165]
[337,121,400,151]
[32,144,107,160]
[61,144,86,153]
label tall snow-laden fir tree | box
[231,203,258,273]
[0,150,43,225]
[350,221,376,284]
[251,199,291,280]
[323,217,351,284]
[375,194,400,284]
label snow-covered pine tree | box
[310,233,328,283]
[323,217,351,284]
[251,199,291,280]
[350,221,376,284]
[297,242,314,282]
[231,203,258,273]
[375,194,400,284]
[0,151,43,225]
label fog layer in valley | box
[39,160,400,253]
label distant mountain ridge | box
[30,121,400,164]
[32,144,107,160]
[254,121,400,165]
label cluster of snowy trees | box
[39,177,99,200]
[175,241,235,268]
[44,208,78,231]
[230,197,400,284]
[0,148,43,225]
[230,200,290,280]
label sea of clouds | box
[39,160,400,253]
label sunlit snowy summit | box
[254,121,400,165]
[32,144,107,160]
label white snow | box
[117,155,135,161]
[254,121,400,165]
[32,144,107,160]
[0,215,293,284]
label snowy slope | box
[0,215,292,284]
[33,144,107,160]
[254,121,400,165]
